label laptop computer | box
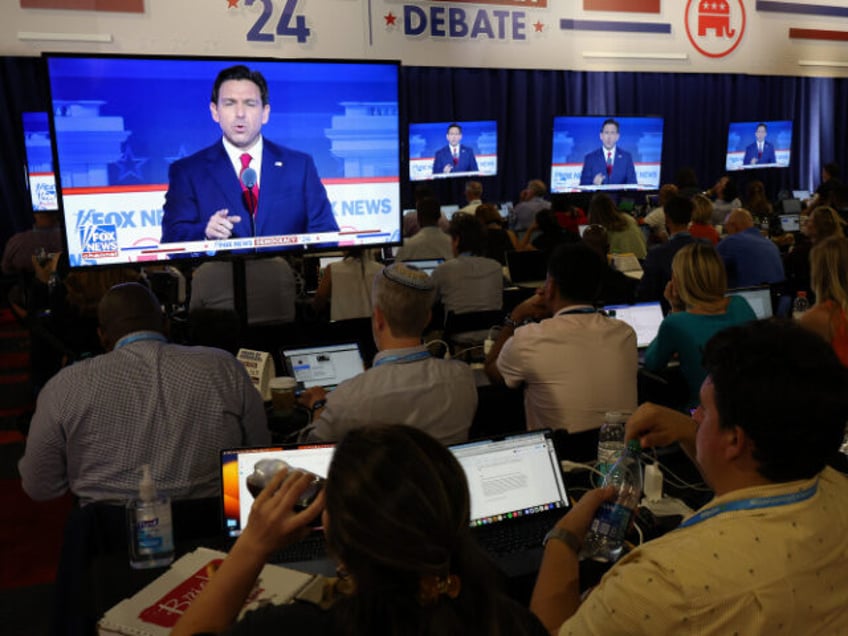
[441,204,460,220]
[450,429,570,577]
[505,249,548,288]
[280,342,366,394]
[603,301,664,349]
[220,443,336,574]
[792,189,811,201]
[779,213,801,232]
[400,257,444,276]
[726,285,773,319]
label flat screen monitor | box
[22,111,59,212]
[550,116,664,193]
[43,54,401,268]
[408,120,497,181]
[725,120,792,171]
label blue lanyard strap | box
[373,350,432,367]
[114,332,167,350]
[679,481,818,529]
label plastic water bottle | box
[792,291,810,320]
[581,439,643,563]
[127,464,174,569]
[597,411,627,478]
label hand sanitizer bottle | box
[127,464,174,569]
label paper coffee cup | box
[269,376,297,413]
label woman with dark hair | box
[587,193,646,258]
[475,203,518,264]
[173,425,546,635]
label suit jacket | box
[432,145,479,175]
[743,141,777,165]
[160,138,338,244]
[637,232,700,313]
[579,147,638,186]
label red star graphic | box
[227,0,239,7]
[385,12,397,26]
[533,21,545,33]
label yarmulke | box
[382,262,435,291]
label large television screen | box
[408,120,496,181]
[725,120,792,171]
[550,116,664,193]
[43,54,401,268]
[22,111,59,212]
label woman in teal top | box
[644,243,757,408]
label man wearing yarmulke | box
[298,262,476,445]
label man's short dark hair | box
[547,243,604,303]
[211,65,269,105]
[416,197,442,227]
[600,118,619,133]
[446,123,462,134]
[448,213,485,255]
[664,196,694,227]
[703,319,848,482]
[756,122,768,131]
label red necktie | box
[452,148,459,166]
[239,152,258,215]
[758,146,763,160]
[606,151,613,177]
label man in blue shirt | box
[716,209,784,288]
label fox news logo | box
[80,225,119,259]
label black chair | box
[51,497,222,635]
[442,310,503,361]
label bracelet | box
[543,527,582,554]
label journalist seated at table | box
[530,319,848,635]
[172,425,548,636]
[299,262,476,445]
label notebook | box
[450,429,570,577]
[726,285,773,319]
[505,249,548,288]
[280,342,365,393]
[220,443,336,574]
[611,253,644,280]
[603,301,664,349]
[400,257,444,276]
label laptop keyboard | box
[270,530,328,564]
[473,514,553,556]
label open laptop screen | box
[726,286,773,319]
[281,342,365,392]
[221,444,336,538]
[400,257,444,276]
[603,301,664,348]
[450,430,569,526]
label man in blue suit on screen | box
[160,65,338,244]
[579,118,638,187]
[431,123,479,176]
[742,123,777,166]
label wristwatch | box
[503,314,521,329]
[310,399,327,413]
[542,527,582,554]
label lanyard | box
[679,481,818,529]
[373,350,432,367]
[114,332,167,350]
